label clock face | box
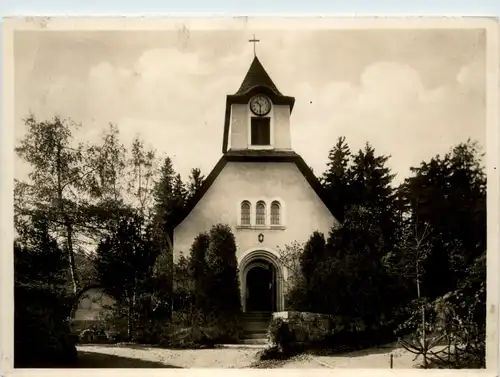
[250,95,272,116]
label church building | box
[173,53,338,314]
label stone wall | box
[273,311,334,343]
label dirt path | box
[76,344,420,369]
[311,346,421,369]
[77,345,262,368]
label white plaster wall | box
[228,103,291,150]
[273,105,292,149]
[229,104,248,149]
[173,161,337,263]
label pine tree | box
[322,136,352,221]
[151,157,177,263]
[186,168,205,202]
[150,157,184,321]
[152,157,176,228]
[172,173,188,214]
[349,143,397,245]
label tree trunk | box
[447,330,452,365]
[165,231,174,319]
[127,295,133,341]
[57,143,79,294]
[65,219,79,294]
[416,258,428,368]
[421,306,427,368]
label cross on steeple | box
[248,34,260,57]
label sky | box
[13,28,486,185]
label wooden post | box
[390,354,394,369]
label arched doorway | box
[245,260,277,312]
[239,249,284,313]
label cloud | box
[15,43,485,186]
[289,61,484,183]
[456,61,486,96]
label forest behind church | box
[13,115,486,368]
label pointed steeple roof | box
[222,55,295,154]
[233,56,283,96]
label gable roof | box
[173,150,338,228]
[221,57,295,153]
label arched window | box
[241,201,251,225]
[271,201,281,225]
[256,201,266,225]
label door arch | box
[239,249,284,312]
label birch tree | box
[15,115,88,293]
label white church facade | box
[173,55,338,313]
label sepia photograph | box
[2,17,499,371]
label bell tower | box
[221,42,295,154]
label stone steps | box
[239,312,272,345]
[218,343,267,349]
[241,321,269,331]
[242,331,268,339]
[239,338,268,345]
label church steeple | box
[222,54,295,154]
[233,56,283,97]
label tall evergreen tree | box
[173,173,188,210]
[298,232,326,311]
[205,224,241,319]
[397,140,486,299]
[349,143,397,244]
[300,231,327,286]
[151,156,178,250]
[186,168,205,202]
[189,232,210,317]
[324,206,389,323]
[322,136,352,221]
[152,158,187,240]
[150,157,182,320]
